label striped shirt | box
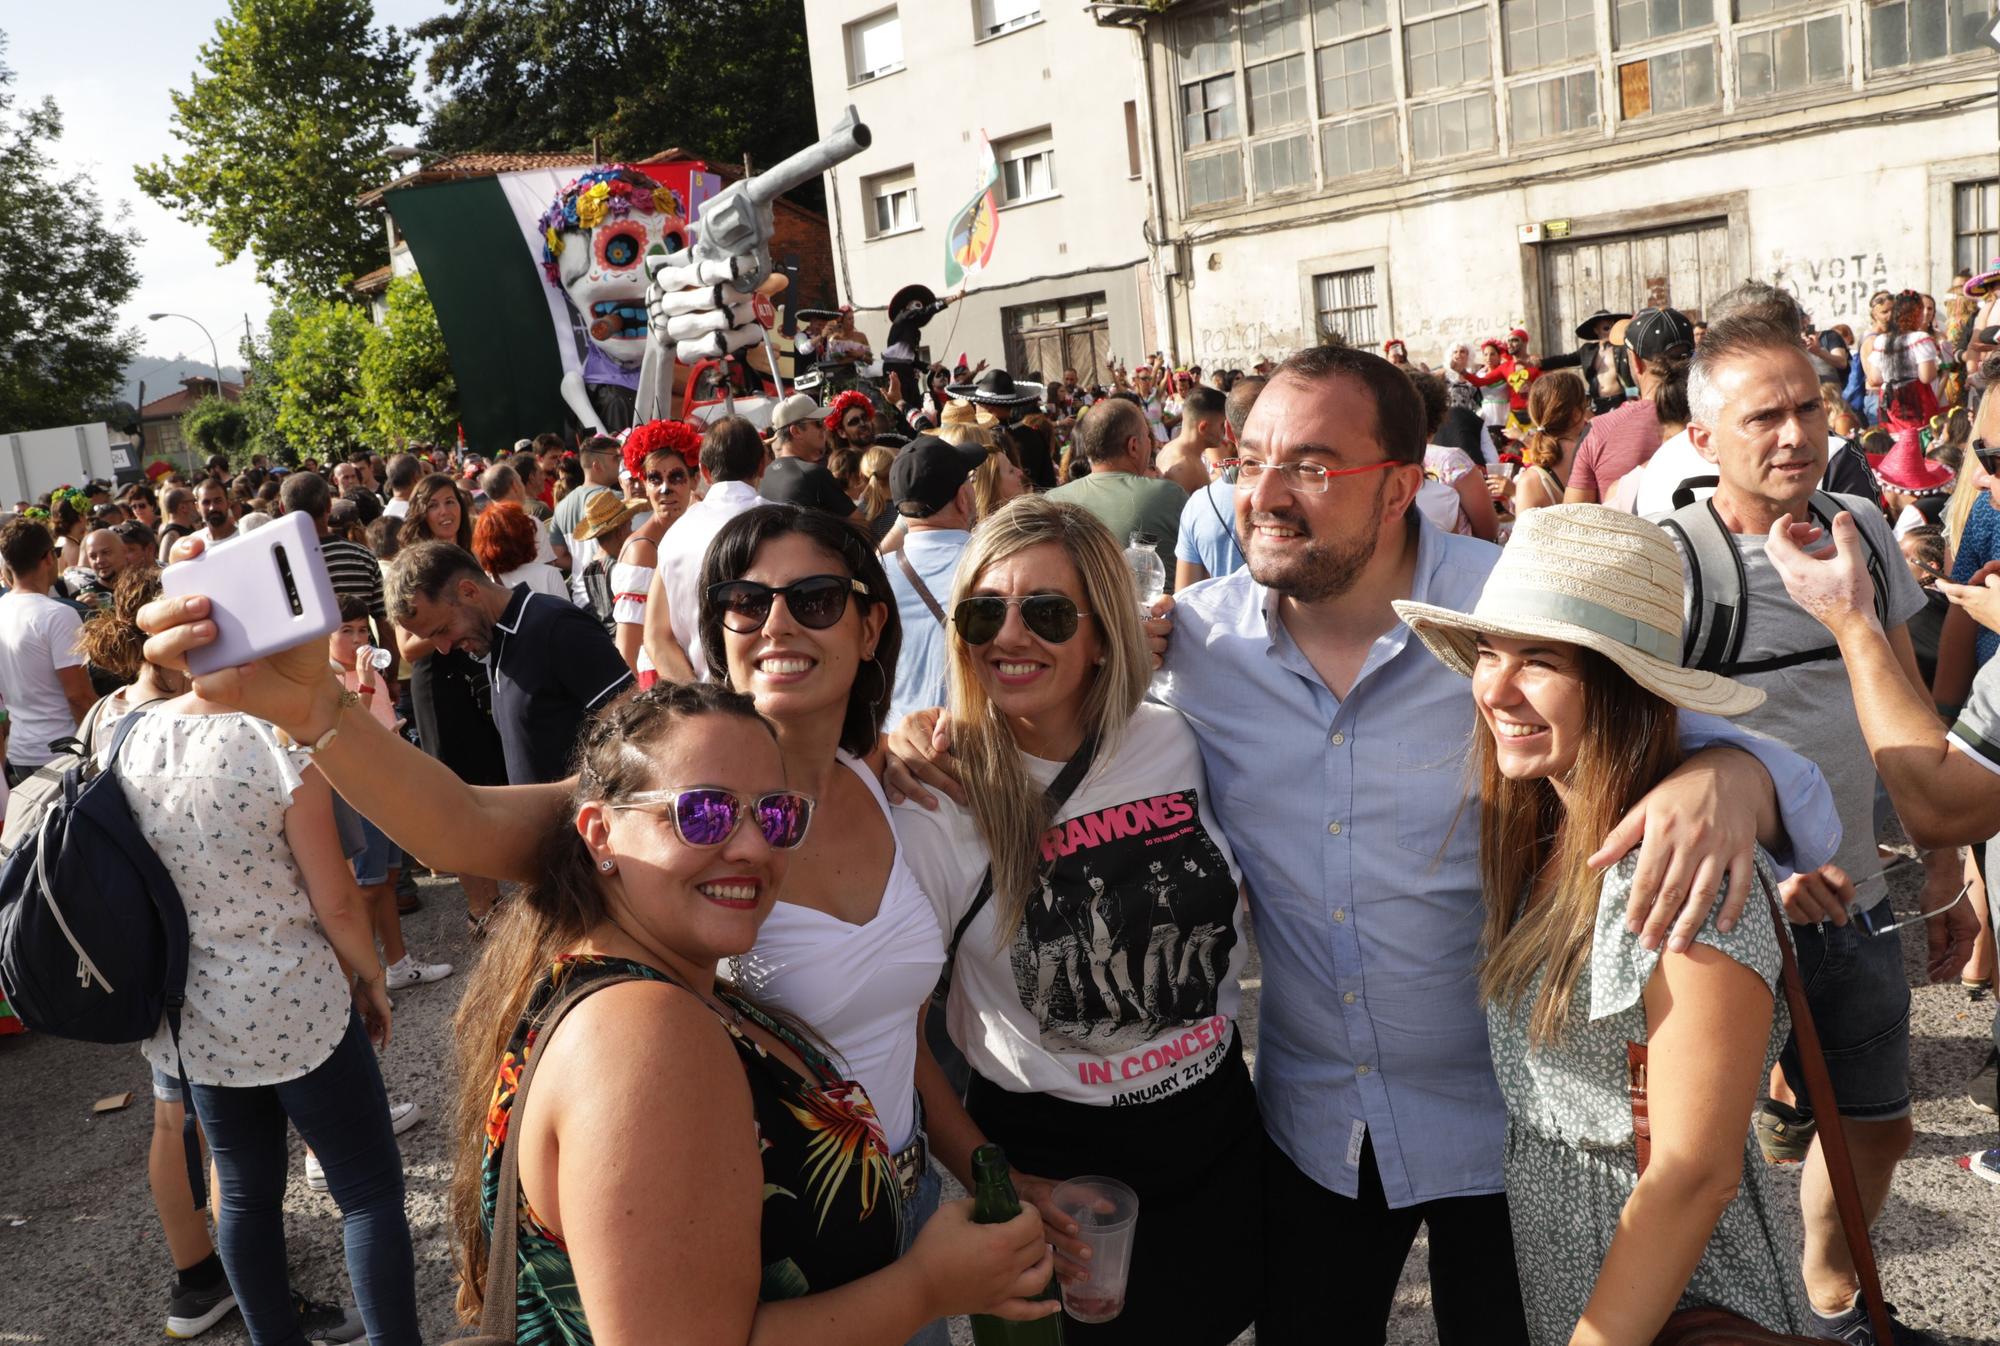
[320,536,387,625]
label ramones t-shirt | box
[895,703,1247,1107]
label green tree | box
[360,275,458,446]
[0,36,141,431]
[272,298,372,457]
[134,0,418,296]
[180,395,250,462]
[239,299,301,463]
[416,0,820,210]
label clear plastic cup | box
[1052,1175,1140,1324]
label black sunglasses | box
[1974,438,2000,475]
[646,468,690,487]
[710,575,869,633]
[952,594,1090,645]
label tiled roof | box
[357,147,694,206]
[139,379,243,418]
[349,263,394,294]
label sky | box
[6,0,441,383]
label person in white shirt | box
[0,517,95,779]
[381,452,420,520]
[193,479,238,547]
[553,437,622,607]
[642,416,767,682]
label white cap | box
[768,393,822,432]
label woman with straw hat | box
[1392,504,1808,1344]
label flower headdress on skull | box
[537,166,689,382]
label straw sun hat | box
[1391,505,1765,717]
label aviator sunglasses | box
[710,575,870,633]
[610,787,815,849]
[952,594,1091,645]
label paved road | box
[2,858,1996,1344]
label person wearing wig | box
[613,420,703,682]
[826,390,877,453]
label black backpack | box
[1659,481,1890,676]
[0,708,204,1197]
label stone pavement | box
[2,859,1995,1344]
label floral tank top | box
[480,955,903,1345]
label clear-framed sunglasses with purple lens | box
[610,787,815,850]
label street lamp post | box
[146,312,226,399]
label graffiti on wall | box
[1197,318,1304,369]
[1770,251,1891,328]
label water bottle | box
[356,644,393,673]
[1124,532,1165,613]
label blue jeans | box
[898,1157,948,1346]
[187,1013,421,1346]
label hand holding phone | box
[160,512,342,676]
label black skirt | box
[964,1034,1264,1345]
[409,649,507,788]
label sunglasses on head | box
[952,593,1090,645]
[710,575,869,633]
[610,787,814,849]
[646,468,690,487]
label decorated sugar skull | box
[539,166,689,373]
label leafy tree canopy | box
[135,0,419,296]
[271,298,374,458]
[359,276,459,447]
[181,395,250,461]
[0,36,141,432]
[415,0,820,210]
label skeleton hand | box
[644,233,765,364]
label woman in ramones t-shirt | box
[895,497,1261,1345]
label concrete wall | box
[805,0,1157,363]
[0,423,116,508]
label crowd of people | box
[3,261,2000,1346]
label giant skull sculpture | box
[538,166,687,434]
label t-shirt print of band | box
[1014,787,1239,1096]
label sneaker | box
[1812,1297,1943,1345]
[305,1150,327,1194]
[292,1291,365,1345]
[389,1099,425,1136]
[384,954,453,990]
[1957,1147,2000,1184]
[1969,1049,1998,1116]
[1754,1098,1816,1164]
[164,1277,237,1338]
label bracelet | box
[288,688,360,756]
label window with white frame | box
[1866,0,1987,70]
[863,168,919,237]
[1509,69,1600,140]
[1405,5,1492,95]
[976,0,1041,39]
[1185,150,1246,208]
[1182,75,1241,146]
[1737,13,1845,98]
[1240,0,1312,132]
[1314,0,1389,42]
[845,9,905,83]
[1249,51,1314,129]
[1955,180,1999,275]
[1616,42,1719,117]
[1317,31,1396,114]
[1614,0,1714,45]
[1320,111,1401,179]
[1503,0,1598,71]
[1410,92,1495,159]
[1313,267,1381,345]
[996,130,1058,205]
[1252,133,1316,192]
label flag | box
[944,134,1000,288]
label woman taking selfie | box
[892,494,1261,1345]
[397,472,506,933]
[1392,505,1806,1343]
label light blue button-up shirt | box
[885,528,970,732]
[1156,519,1840,1206]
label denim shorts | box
[352,814,396,888]
[151,1062,182,1105]
[1778,898,1912,1121]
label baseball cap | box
[759,456,856,517]
[891,434,986,518]
[1619,307,1696,360]
[769,393,822,433]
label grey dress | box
[1487,853,1808,1344]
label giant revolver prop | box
[639,106,872,418]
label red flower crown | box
[622,419,702,476]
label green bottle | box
[968,1144,1065,1346]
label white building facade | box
[804,0,1161,380]
[1117,0,1999,369]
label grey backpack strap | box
[895,549,947,625]
[1662,496,1748,675]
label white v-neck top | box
[729,752,945,1151]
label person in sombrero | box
[1392,504,1810,1345]
[945,368,1045,424]
[1871,420,1955,533]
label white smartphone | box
[161,511,342,676]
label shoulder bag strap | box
[477,970,647,1340]
[895,548,948,626]
[937,733,1099,998]
[1765,893,1896,1344]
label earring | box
[598,858,616,873]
